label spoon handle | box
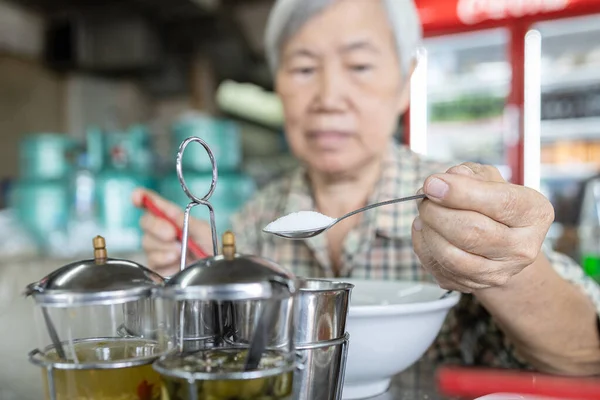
[336,194,427,224]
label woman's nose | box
[315,67,347,111]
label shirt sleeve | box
[543,245,600,314]
[454,247,600,370]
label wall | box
[65,75,151,138]
[0,55,65,179]
[0,0,44,58]
[0,1,65,179]
[0,0,227,181]
[0,1,158,179]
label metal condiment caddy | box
[25,136,354,400]
[25,236,168,400]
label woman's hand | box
[411,163,555,293]
[132,188,213,277]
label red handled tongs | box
[141,194,209,260]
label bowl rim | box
[343,279,461,317]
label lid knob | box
[93,236,107,264]
[222,231,236,260]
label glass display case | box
[532,14,600,231]
[413,28,513,181]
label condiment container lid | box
[160,231,296,301]
[24,236,164,307]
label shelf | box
[428,78,509,101]
[425,28,509,53]
[541,117,600,142]
[429,118,505,137]
[542,65,600,92]
[541,163,599,180]
[428,65,600,102]
[428,63,600,102]
[535,14,600,40]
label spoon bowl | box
[264,224,333,239]
[262,194,426,239]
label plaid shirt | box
[230,143,600,368]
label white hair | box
[264,0,423,78]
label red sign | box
[417,0,600,33]
[456,0,568,25]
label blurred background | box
[0,0,600,280]
[5,2,600,399]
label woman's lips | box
[306,130,353,148]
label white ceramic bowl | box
[341,279,461,400]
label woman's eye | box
[292,67,315,75]
[350,64,372,73]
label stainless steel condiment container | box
[25,236,168,400]
[153,231,299,400]
[152,136,299,400]
[293,279,354,400]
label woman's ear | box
[396,59,418,114]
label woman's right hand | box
[132,188,213,277]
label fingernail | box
[416,187,424,195]
[425,178,449,199]
[413,217,423,231]
[455,165,474,176]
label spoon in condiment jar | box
[263,194,426,239]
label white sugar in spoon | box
[263,194,426,239]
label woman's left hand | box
[411,163,555,293]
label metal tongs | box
[176,137,219,268]
[175,136,272,370]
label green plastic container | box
[19,133,76,180]
[103,125,154,174]
[95,167,156,252]
[85,126,106,173]
[10,178,70,244]
[173,116,241,173]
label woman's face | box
[276,0,411,176]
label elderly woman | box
[134,0,600,375]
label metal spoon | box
[42,308,66,360]
[263,194,426,239]
[263,194,453,300]
[244,301,277,371]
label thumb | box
[132,188,185,224]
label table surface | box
[370,362,456,400]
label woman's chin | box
[306,156,358,177]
